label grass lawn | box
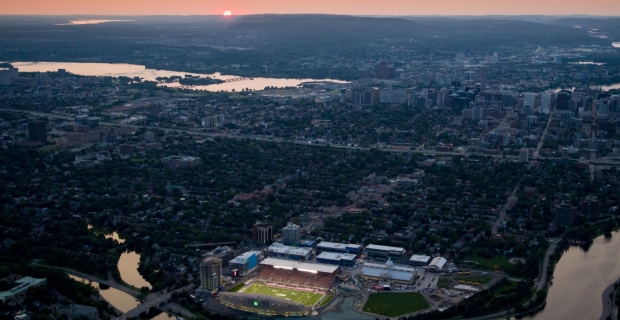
[493,281,518,296]
[437,277,453,289]
[319,293,334,307]
[241,283,324,307]
[464,255,513,269]
[228,283,246,292]
[363,292,429,317]
[454,275,493,284]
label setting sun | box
[223,10,232,16]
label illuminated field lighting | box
[273,265,293,270]
[253,301,259,306]
[298,268,318,273]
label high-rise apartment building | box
[282,222,300,245]
[253,222,273,243]
[28,121,47,143]
[199,257,222,292]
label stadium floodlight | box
[273,266,293,270]
[253,301,259,306]
[298,268,317,273]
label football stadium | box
[220,258,337,316]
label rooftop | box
[365,244,406,253]
[316,252,357,261]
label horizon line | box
[1,13,620,17]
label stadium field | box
[241,283,324,307]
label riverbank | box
[600,277,620,320]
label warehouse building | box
[361,259,417,283]
[315,241,362,256]
[364,244,407,263]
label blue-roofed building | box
[315,241,362,256]
[229,251,262,276]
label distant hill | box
[227,14,422,39]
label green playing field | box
[241,283,324,307]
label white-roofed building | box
[427,257,448,272]
[265,243,312,261]
[361,258,417,283]
[409,254,432,267]
[364,244,407,263]
[316,252,356,267]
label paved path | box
[600,277,620,320]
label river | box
[523,231,620,319]
[69,274,139,313]
[10,61,347,92]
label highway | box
[0,108,521,160]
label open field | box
[455,275,493,284]
[241,283,324,307]
[362,292,429,317]
[463,255,513,269]
[227,283,246,292]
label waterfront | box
[525,231,620,319]
[10,61,347,92]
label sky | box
[3,0,620,16]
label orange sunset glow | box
[3,0,620,15]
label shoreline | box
[599,277,620,320]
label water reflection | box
[69,275,139,313]
[10,61,348,92]
[56,20,135,26]
[118,251,152,289]
[521,231,620,320]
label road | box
[533,112,553,160]
[491,183,519,235]
[120,284,194,320]
[600,277,620,320]
[0,108,522,160]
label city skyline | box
[3,0,620,16]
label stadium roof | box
[316,252,356,261]
[364,244,406,253]
[316,241,362,250]
[261,258,339,274]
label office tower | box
[581,196,600,216]
[144,131,155,142]
[556,92,570,110]
[523,92,536,108]
[555,202,576,226]
[541,92,553,114]
[519,148,529,162]
[28,121,47,143]
[282,222,300,245]
[253,222,273,243]
[199,257,222,292]
[598,98,608,115]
